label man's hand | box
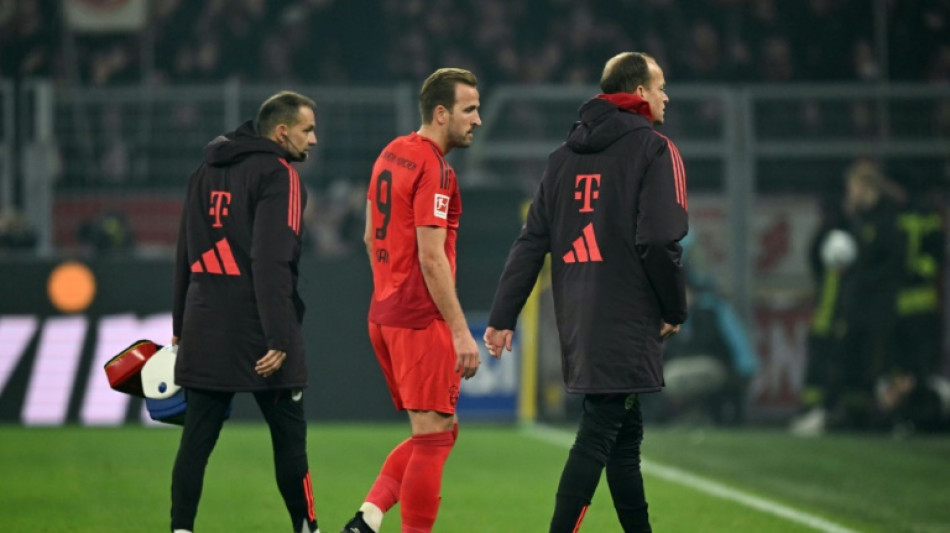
[660,322,680,339]
[171,336,179,346]
[483,327,513,359]
[453,330,481,380]
[256,349,287,377]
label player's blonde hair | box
[418,68,478,124]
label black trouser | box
[893,312,941,379]
[836,315,896,428]
[550,393,650,533]
[171,388,315,532]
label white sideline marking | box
[526,425,863,533]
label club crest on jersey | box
[434,194,450,219]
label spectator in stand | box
[0,0,57,78]
[6,0,950,85]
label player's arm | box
[363,199,374,266]
[636,138,689,327]
[417,226,480,379]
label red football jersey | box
[367,132,461,328]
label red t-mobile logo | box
[209,191,231,228]
[574,174,601,213]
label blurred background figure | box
[0,209,38,250]
[835,159,905,431]
[880,172,950,433]
[790,158,950,435]
[644,234,759,426]
[77,210,135,254]
[790,193,854,436]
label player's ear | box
[435,105,449,125]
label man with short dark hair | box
[485,52,689,533]
[170,90,320,533]
[340,68,482,533]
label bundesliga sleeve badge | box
[434,194,450,220]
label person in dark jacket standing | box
[835,159,905,429]
[170,91,320,533]
[484,52,688,533]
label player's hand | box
[483,327,513,359]
[256,349,287,377]
[453,330,481,380]
[660,322,680,339]
[171,336,179,346]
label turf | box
[641,426,950,533]
[0,423,947,532]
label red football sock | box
[400,430,455,532]
[365,437,413,512]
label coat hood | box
[566,96,654,154]
[203,120,295,167]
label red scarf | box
[596,93,654,123]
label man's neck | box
[416,125,451,155]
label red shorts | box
[368,319,461,414]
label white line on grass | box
[525,424,863,533]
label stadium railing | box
[0,79,13,213]
[5,81,949,423]
[11,80,417,253]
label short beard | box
[448,131,472,149]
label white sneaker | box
[790,407,826,437]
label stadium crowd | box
[2,0,950,86]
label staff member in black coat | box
[170,91,320,533]
[484,52,688,533]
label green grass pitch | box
[1,423,948,532]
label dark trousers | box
[171,388,314,532]
[550,393,650,533]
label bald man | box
[484,52,688,532]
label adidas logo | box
[562,223,602,264]
[190,238,241,275]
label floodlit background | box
[1,2,949,531]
